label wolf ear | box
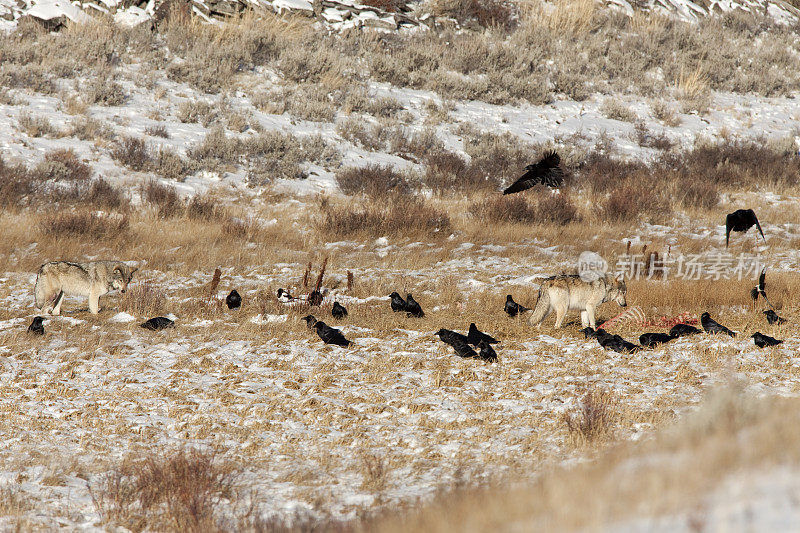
[130,267,138,277]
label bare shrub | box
[277,45,345,84]
[563,387,616,444]
[226,110,254,133]
[633,121,673,150]
[336,117,388,152]
[85,75,127,106]
[343,88,403,118]
[33,149,92,182]
[675,66,711,114]
[603,182,666,222]
[0,64,56,94]
[660,138,800,189]
[537,191,580,224]
[472,195,538,224]
[388,126,444,162]
[600,99,638,122]
[317,195,451,238]
[472,192,580,224]
[0,156,34,208]
[145,124,170,138]
[17,111,56,137]
[432,0,517,30]
[187,127,241,170]
[112,137,151,172]
[69,116,116,141]
[153,147,188,181]
[650,100,682,127]
[578,151,648,195]
[84,178,130,211]
[221,216,264,241]
[676,179,719,209]
[120,282,167,317]
[463,131,538,187]
[142,180,183,218]
[0,88,24,106]
[91,449,237,532]
[176,100,223,127]
[422,150,484,192]
[335,164,410,197]
[39,212,129,239]
[186,195,221,222]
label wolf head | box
[111,264,137,293]
[606,274,627,307]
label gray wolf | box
[34,261,137,315]
[528,273,627,329]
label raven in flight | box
[503,151,564,194]
[725,209,765,247]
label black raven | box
[700,312,736,337]
[477,340,498,363]
[752,331,783,348]
[581,326,599,339]
[226,289,242,309]
[763,310,786,325]
[435,328,470,346]
[313,320,351,347]
[140,317,175,331]
[639,332,673,348]
[451,339,479,359]
[669,323,702,338]
[504,295,530,317]
[331,302,348,319]
[503,151,564,194]
[389,292,407,313]
[405,293,425,318]
[302,314,318,328]
[595,329,640,353]
[467,323,499,345]
[28,316,45,335]
[725,209,765,247]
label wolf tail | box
[33,267,47,309]
[527,287,551,326]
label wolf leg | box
[553,300,568,328]
[51,291,65,315]
[88,291,100,314]
[580,310,589,328]
[585,304,597,329]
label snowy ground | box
[2,10,800,529]
[1,236,799,528]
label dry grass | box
[335,164,411,197]
[369,388,800,532]
[38,211,130,240]
[564,386,618,445]
[91,448,239,532]
[316,195,452,239]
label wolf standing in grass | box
[34,261,137,315]
[528,273,627,329]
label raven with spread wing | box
[725,209,765,247]
[503,151,563,194]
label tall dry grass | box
[368,389,800,532]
